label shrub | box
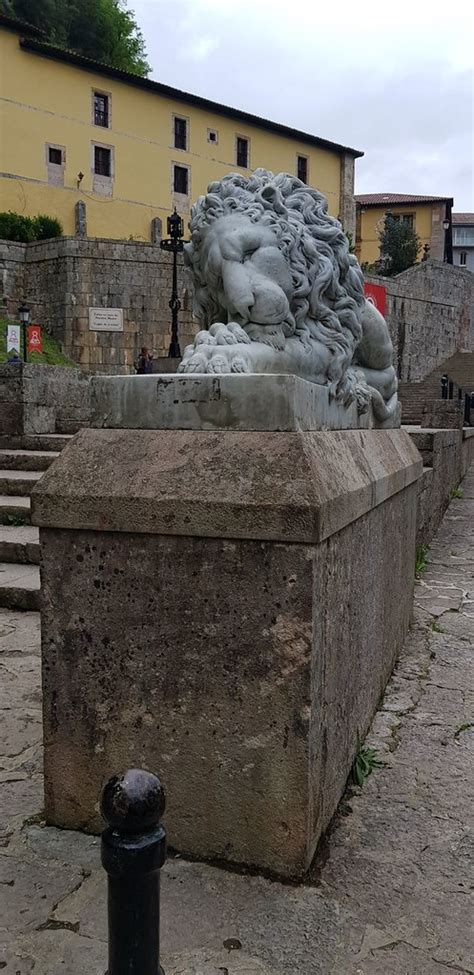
[0,211,62,242]
[31,214,63,240]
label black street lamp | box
[160,209,185,358]
[18,302,30,362]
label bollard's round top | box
[100,768,166,833]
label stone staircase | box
[0,435,70,611]
[400,352,474,425]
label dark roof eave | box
[0,12,45,37]
[18,37,364,158]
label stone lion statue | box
[179,169,397,422]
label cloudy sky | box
[133,0,473,210]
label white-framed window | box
[460,252,467,266]
[389,212,415,229]
[207,128,219,145]
[173,164,188,195]
[45,143,66,186]
[297,154,308,184]
[93,90,111,128]
[173,115,188,151]
[236,135,249,168]
[91,141,114,196]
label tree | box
[2,0,150,76]
[378,215,421,276]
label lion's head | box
[184,169,366,384]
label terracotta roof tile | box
[355,193,453,206]
[452,213,474,225]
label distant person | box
[7,350,21,365]
[135,346,153,374]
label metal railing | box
[101,769,167,975]
[441,374,473,425]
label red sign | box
[27,325,42,355]
[364,282,387,317]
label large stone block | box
[33,428,421,878]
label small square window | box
[174,165,188,195]
[48,147,63,165]
[94,93,109,127]
[297,155,308,184]
[402,214,414,228]
[236,136,249,168]
[94,145,111,177]
[174,117,187,150]
[208,129,218,144]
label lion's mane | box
[184,169,366,386]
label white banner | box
[7,324,21,354]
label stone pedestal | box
[32,424,421,878]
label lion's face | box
[197,213,293,329]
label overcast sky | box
[133,0,474,211]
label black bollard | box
[101,769,166,975]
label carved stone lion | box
[179,169,397,421]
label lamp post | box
[160,209,185,358]
[443,216,449,263]
[18,302,30,362]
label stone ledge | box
[31,428,422,544]
[90,374,400,432]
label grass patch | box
[454,722,474,739]
[451,486,464,500]
[431,620,444,633]
[351,735,386,787]
[0,317,76,366]
[4,513,27,526]
[415,544,429,579]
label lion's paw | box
[209,322,251,345]
[179,343,251,375]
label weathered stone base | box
[90,374,400,432]
[33,428,421,878]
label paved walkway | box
[1,472,473,974]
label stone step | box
[0,561,40,611]
[0,470,43,497]
[0,448,59,471]
[0,525,40,564]
[0,495,31,526]
[0,434,71,452]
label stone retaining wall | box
[0,237,197,375]
[0,363,91,436]
[409,428,474,547]
[366,261,473,382]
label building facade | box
[355,193,453,266]
[0,14,362,242]
[452,214,474,272]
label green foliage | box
[379,215,421,276]
[351,735,385,787]
[0,317,76,366]
[4,513,27,526]
[431,620,444,633]
[451,486,464,500]
[454,722,474,739]
[0,212,62,242]
[415,544,429,579]
[3,0,150,76]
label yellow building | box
[355,193,454,266]
[0,13,362,242]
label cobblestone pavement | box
[1,471,473,974]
